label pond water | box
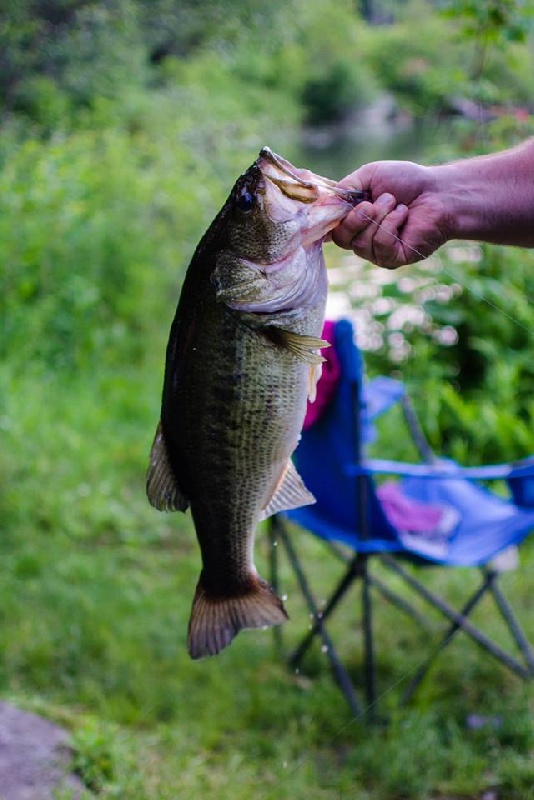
[290,114,455,180]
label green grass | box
[1,360,533,800]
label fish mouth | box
[257,146,365,205]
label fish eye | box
[236,190,256,214]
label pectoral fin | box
[265,328,329,366]
[146,422,189,512]
[259,459,316,521]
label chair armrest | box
[346,458,516,481]
[508,457,534,506]
[364,377,405,420]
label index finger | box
[331,201,375,250]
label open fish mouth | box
[257,146,366,206]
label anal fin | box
[259,459,315,521]
[146,422,189,512]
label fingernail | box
[397,204,408,213]
[376,193,395,206]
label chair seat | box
[401,474,534,565]
[287,474,534,565]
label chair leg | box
[401,395,436,464]
[272,517,363,718]
[369,574,431,629]
[361,555,378,721]
[321,542,433,629]
[489,577,534,674]
[288,555,361,668]
[400,572,494,705]
[286,544,380,722]
[268,518,284,658]
[380,555,532,685]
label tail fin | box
[187,576,288,660]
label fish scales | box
[147,147,361,659]
[171,307,310,589]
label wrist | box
[430,139,534,247]
[429,162,484,243]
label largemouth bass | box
[147,147,364,659]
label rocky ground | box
[0,702,88,800]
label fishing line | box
[260,57,532,800]
[354,209,532,335]
[260,542,523,799]
[258,621,474,800]
[260,214,532,800]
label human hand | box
[332,160,453,268]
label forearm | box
[432,137,534,247]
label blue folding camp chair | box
[268,318,534,719]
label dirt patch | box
[0,702,89,800]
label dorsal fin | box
[259,459,315,521]
[146,422,189,512]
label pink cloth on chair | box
[377,481,460,558]
[378,481,446,532]
[303,320,342,430]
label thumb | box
[337,163,377,193]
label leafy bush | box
[295,2,379,123]
[301,56,375,124]
[361,0,534,115]
[0,127,206,371]
[11,77,72,131]
[362,5,469,114]
[357,238,534,464]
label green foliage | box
[71,720,116,792]
[361,2,468,114]
[10,76,72,130]
[1,1,147,120]
[301,56,375,125]
[2,0,533,125]
[0,0,290,125]
[361,0,534,112]
[441,0,534,45]
[359,237,534,463]
[0,68,296,372]
[53,1,149,107]
[293,1,378,124]
[440,0,534,100]
[0,127,210,371]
